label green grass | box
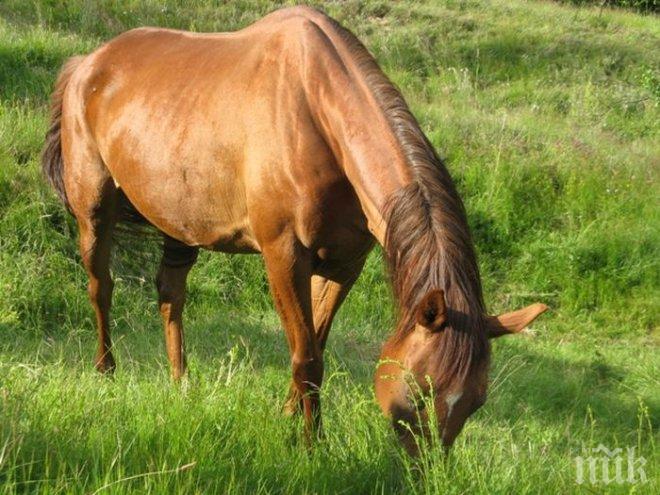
[0,0,658,493]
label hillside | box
[0,1,658,493]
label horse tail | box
[41,56,85,213]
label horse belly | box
[107,135,258,252]
[130,176,258,253]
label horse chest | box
[294,181,372,261]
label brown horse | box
[42,6,547,452]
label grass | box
[0,0,658,493]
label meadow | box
[0,0,658,493]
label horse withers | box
[42,6,547,453]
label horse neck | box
[313,95,411,244]
[302,17,484,315]
[300,24,414,244]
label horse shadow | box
[477,338,657,437]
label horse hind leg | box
[156,236,198,381]
[74,180,119,374]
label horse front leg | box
[262,235,323,442]
[282,257,366,416]
[156,237,198,381]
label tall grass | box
[0,1,658,493]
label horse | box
[42,6,547,453]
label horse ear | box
[415,289,446,332]
[486,303,548,339]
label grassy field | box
[0,0,658,493]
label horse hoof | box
[95,355,116,375]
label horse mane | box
[326,16,490,386]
